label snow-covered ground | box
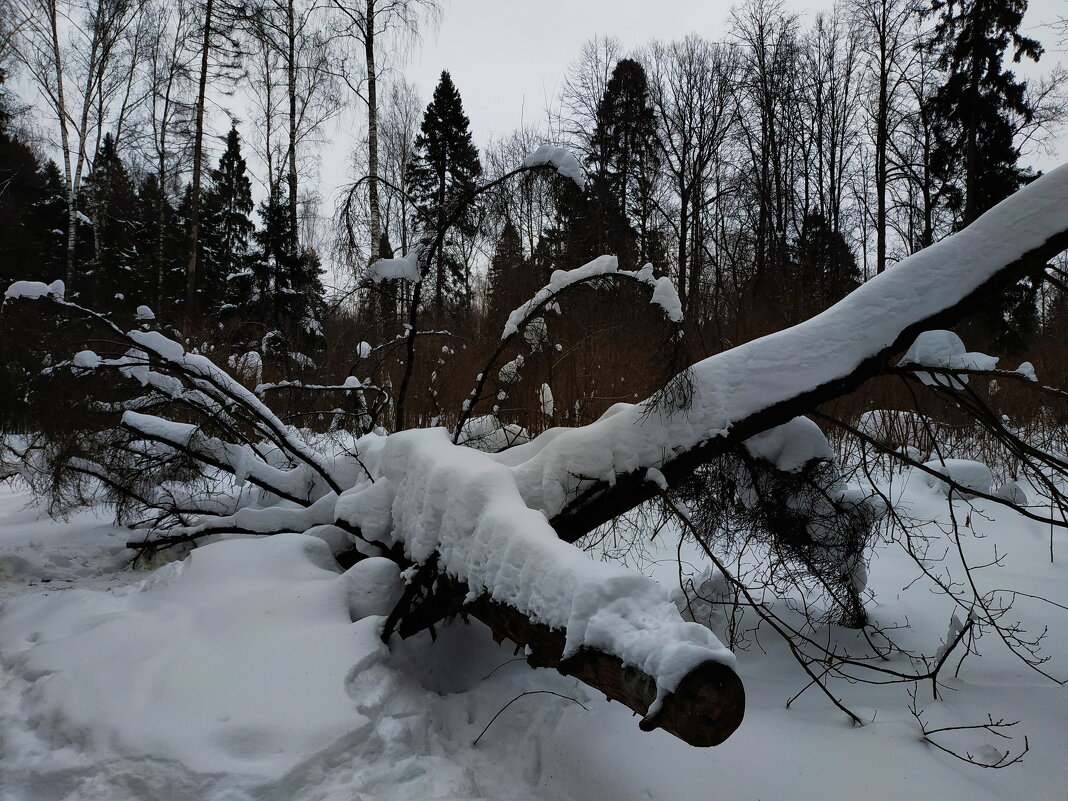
[1,472,1065,801]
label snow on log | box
[334,428,743,746]
[493,162,1068,541]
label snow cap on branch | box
[4,280,65,302]
[898,330,998,388]
[522,145,586,189]
[368,247,422,283]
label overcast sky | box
[391,0,1065,152]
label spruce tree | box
[406,70,483,316]
[202,126,255,314]
[925,0,1043,350]
[132,174,185,320]
[926,0,1041,226]
[0,116,53,286]
[587,58,659,268]
[250,186,325,361]
[485,218,532,327]
[80,134,139,314]
[791,212,861,320]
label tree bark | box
[184,0,214,319]
[46,0,77,289]
[287,0,299,251]
[381,568,745,748]
[365,0,380,268]
[466,585,744,748]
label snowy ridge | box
[335,428,735,711]
[493,163,1068,518]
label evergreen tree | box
[201,126,255,313]
[926,0,1041,226]
[250,186,325,361]
[0,116,53,287]
[925,0,1043,350]
[586,58,660,268]
[485,218,533,327]
[80,134,139,313]
[132,174,185,320]
[791,212,861,319]
[406,70,483,316]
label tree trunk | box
[185,0,214,320]
[46,0,77,289]
[365,0,381,271]
[464,581,744,747]
[287,0,300,252]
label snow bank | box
[335,428,735,713]
[913,458,993,498]
[0,534,387,778]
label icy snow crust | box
[336,429,736,710]
[495,163,1068,518]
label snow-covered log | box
[334,428,743,746]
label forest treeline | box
[2,0,1068,434]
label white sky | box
[391,0,1065,154]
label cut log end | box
[638,659,746,747]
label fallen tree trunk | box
[379,567,745,747]
[539,166,1068,542]
[465,582,745,747]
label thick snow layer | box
[4,279,64,301]
[2,474,1067,801]
[522,145,586,188]
[743,417,834,472]
[457,414,530,452]
[368,248,421,283]
[0,533,385,779]
[493,164,1068,519]
[899,330,998,387]
[335,428,735,709]
[913,458,993,498]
